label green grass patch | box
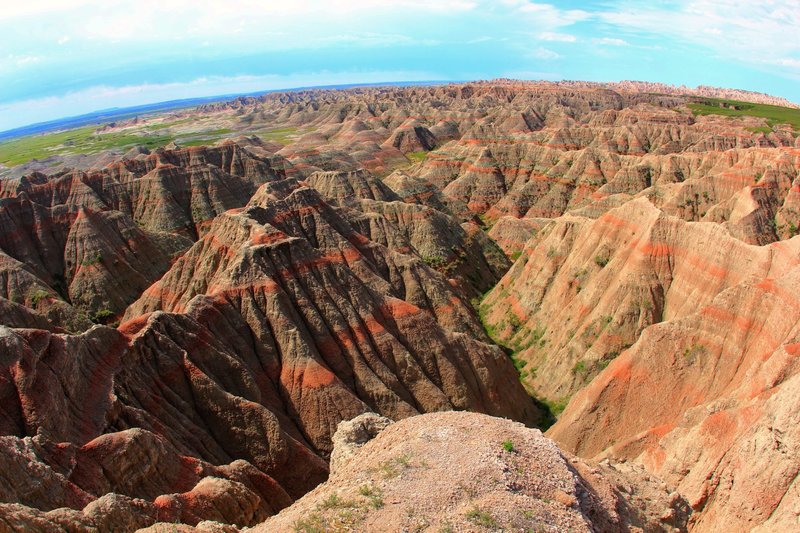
[375,452,413,479]
[683,343,707,362]
[255,126,300,145]
[143,117,196,131]
[687,97,800,130]
[81,252,103,266]
[406,151,428,163]
[317,493,358,511]
[541,396,570,417]
[0,125,174,167]
[746,126,773,134]
[174,128,237,147]
[358,485,385,509]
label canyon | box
[1,80,799,531]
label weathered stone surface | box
[255,411,690,532]
[329,412,393,474]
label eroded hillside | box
[1,80,799,531]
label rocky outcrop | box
[0,143,288,329]
[254,411,690,532]
[304,169,400,207]
[381,119,437,153]
[328,413,393,474]
[123,182,540,435]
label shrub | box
[89,308,116,324]
[30,289,50,306]
[406,151,428,163]
[502,439,515,452]
[82,252,103,266]
[683,344,707,362]
[376,453,412,479]
[293,512,327,533]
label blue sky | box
[1,0,799,131]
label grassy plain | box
[687,97,800,130]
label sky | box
[1,0,799,131]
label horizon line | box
[3,77,798,138]
[0,80,457,138]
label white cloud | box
[592,37,629,46]
[529,47,560,60]
[0,0,93,21]
[1,54,43,72]
[323,33,440,47]
[0,0,478,46]
[770,58,800,69]
[0,0,477,21]
[466,36,493,44]
[537,31,576,42]
[599,0,800,75]
[503,0,590,27]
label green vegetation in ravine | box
[474,287,564,429]
[405,150,428,163]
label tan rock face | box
[254,411,690,533]
[548,264,800,532]
[483,198,800,400]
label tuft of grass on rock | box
[358,484,385,509]
[466,506,498,528]
[376,452,413,479]
[317,493,358,510]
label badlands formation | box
[1,80,799,531]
